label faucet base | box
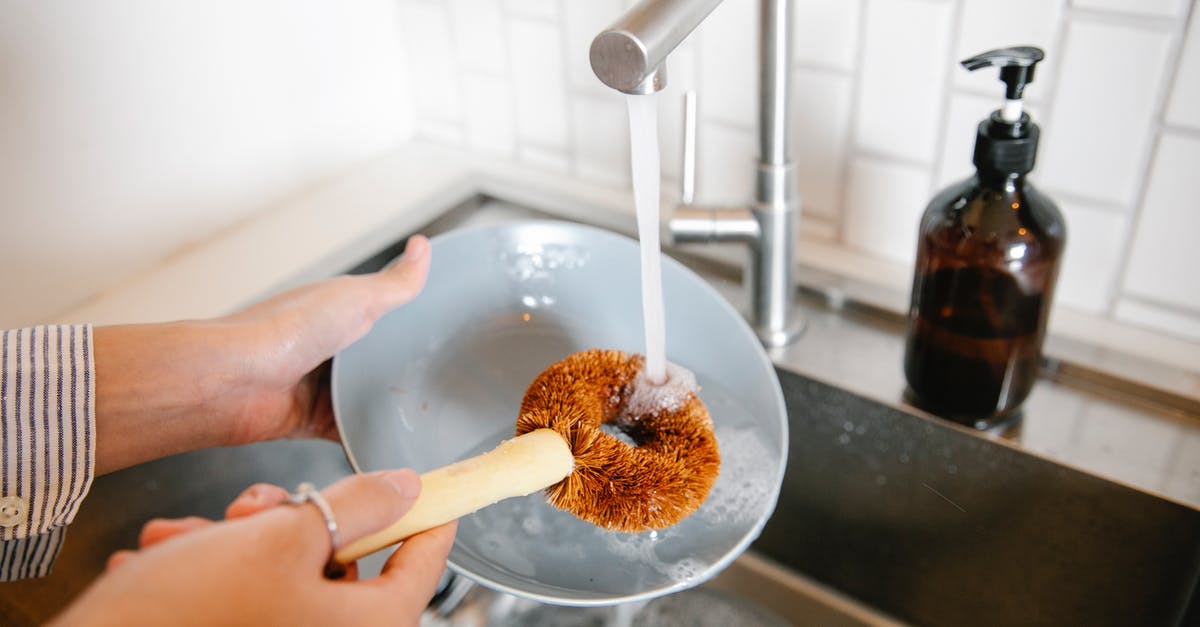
[755,319,805,349]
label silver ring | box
[287,482,342,563]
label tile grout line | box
[1119,293,1200,325]
[558,1,585,181]
[1103,2,1194,320]
[928,0,965,202]
[498,7,521,161]
[838,0,872,247]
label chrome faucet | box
[591,0,803,347]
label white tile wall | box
[0,0,414,329]
[418,119,465,146]
[1054,200,1128,315]
[397,0,1200,368]
[843,157,931,264]
[398,2,461,121]
[1115,299,1200,343]
[793,0,861,72]
[1165,6,1200,130]
[696,121,757,206]
[854,0,954,164]
[1121,133,1200,313]
[935,92,996,187]
[655,40,699,183]
[503,0,559,20]
[1038,19,1172,206]
[564,0,623,96]
[462,74,516,156]
[571,95,629,187]
[450,0,507,74]
[793,69,853,220]
[698,0,758,126]
[1072,0,1189,19]
[508,17,570,150]
[518,144,570,173]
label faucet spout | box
[590,0,724,94]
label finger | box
[371,235,431,314]
[290,469,422,565]
[138,516,213,549]
[226,483,290,519]
[106,549,136,572]
[372,521,458,604]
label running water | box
[626,93,667,383]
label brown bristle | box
[515,349,721,532]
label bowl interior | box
[332,220,787,605]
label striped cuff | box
[0,325,95,580]
[0,526,66,581]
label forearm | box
[93,322,238,475]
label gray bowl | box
[332,220,787,606]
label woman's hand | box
[57,470,457,626]
[93,235,431,474]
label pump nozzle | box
[962,46,1046,177]
[962,46,1045,122]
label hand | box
[93,235,432,474]
[57,470,457,626]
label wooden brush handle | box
[334,428,573,564]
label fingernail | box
[383,468,421,500]
[240,485,267,506]
[403,236,429,260]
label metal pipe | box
[749,0,801,346]
[758,0,791,169]
[681,91,697,205]
[594,0,804,346]
[590,0,724,94]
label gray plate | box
[331,220,787,606]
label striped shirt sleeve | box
[0,325,96,581]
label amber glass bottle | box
[904,47,1065,429]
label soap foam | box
[697,427,777,526]
[624,361,698,420]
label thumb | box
[368,520,457,611]
[371,235,431,315]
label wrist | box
[93,322,239,474]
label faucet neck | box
[759,0,793,170]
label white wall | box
[3,0,1196,370]
[0,0,414,328]
[399,0,1200,370]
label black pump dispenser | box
[963,46,1045,178]
[903,46,1065,430]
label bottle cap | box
[962,46,1045,177]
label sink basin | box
[353,198,1200,626]
[3,195,1196,627]
[745,366,1200,626]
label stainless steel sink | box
[3,195,1197,627]
[746,366,1199,626]
[358,197,1200,626]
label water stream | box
[626,93,666,383]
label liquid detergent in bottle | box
[904,46,1065,430]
